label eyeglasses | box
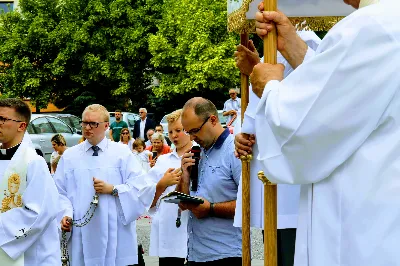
[139,112,145,114]
[229,93,236,95]
[80,121,107,129]
[0,115,23,125]
[121,132,129,135]
[184,116,210,136]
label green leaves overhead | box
[148,0,240,97]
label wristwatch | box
[111,186,118,196]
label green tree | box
[148,0,240,98]
[0,0,162,112]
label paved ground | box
[143,256,264,266]
[137,214,265,265]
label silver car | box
[27,114,82,162]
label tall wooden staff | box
[261,1,278,265]
[239,31,251,266]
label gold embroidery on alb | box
[1,173,23,213]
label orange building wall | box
[24,100,64,113]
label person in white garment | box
[0,98,61,266]
[233,31,321,266]
[53,104,149,266]
[142,109,191,266]
[235,0,400,265]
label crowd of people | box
[0,0,399,266]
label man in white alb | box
[233,30,320,266]
[54,104,149,266]
[236,0,400,265]
[0,98,60,266]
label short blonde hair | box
[166,109,182,124]
[151,132,165,142]
[82,104,110,122]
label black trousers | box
[262,228,296,266]
[188,257,241,266]
[159,257,186,266]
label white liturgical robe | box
[142,149,189,258]
[0,141,61,265]
[254,0,400,265]
[234,31,321,230]
[54,138,148,266]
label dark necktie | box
[92,146,100,156]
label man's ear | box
[210,115,218,125]
[18,122,27,132]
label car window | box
[58,117,72,128]
[31,117,54,134]
[70,116,81,129]
[47,117,72,133]
[27,123,36,134]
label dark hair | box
[51,134,67,146]
[132,138,146,150]
[183,97,218,121]
[155,124,163,130]
[146,128,155,134]
[115,109,122,113]
[0,98,31,123]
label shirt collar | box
[212,128,230,150]
[84,137,108,152]
[0,142,21,160]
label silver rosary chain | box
[61,194,99,266]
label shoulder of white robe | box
[22,132,34,148]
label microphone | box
[190,146,201,191]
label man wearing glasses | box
[177,97,242,266]
[0,98,61,265]
[53,104,149,266]
[222,88,241,124]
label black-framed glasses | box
[80,121,107,129]
[229,93,236,95]
[184,116,210,136]
[0,115,23,125]
[121,132,129,135]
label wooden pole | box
[240,32,251,266]
[263,0,278,266]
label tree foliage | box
[0,0,162,110]
[148,0,240,97]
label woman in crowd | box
[144,109,192,266]
[120,127,134,151]
[50,134,68,174]
[147,132,171,167]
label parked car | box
[105,112,140,139]
[159,115,169,139]
[45,113,82,135]
[27,114,82,162]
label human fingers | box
[248,40,256,52]
[257,1,264,12]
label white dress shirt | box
[140,118,147,140]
